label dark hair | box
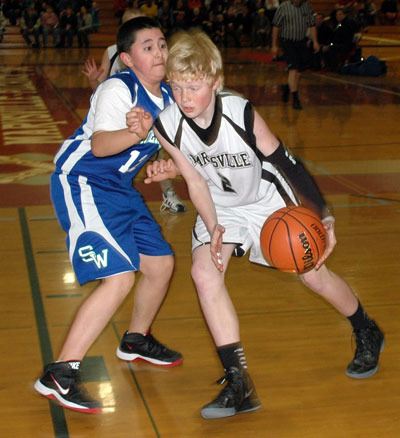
[117,16,162,54]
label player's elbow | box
[91,134,108,157]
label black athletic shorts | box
[281,38,311,71]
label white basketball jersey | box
[156,91,294,208]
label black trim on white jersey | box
[154,118,174,146]
[261,168,298,206]
[221,100,258,154]
[175,117,184,148]
[192,225,245,257]
[108,52,119,76]
[182,96,223,146]
[264,143,327,217]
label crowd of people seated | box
[1,0,398,53]
[1,0,100,47]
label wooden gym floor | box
[0,34,400,437]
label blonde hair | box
[167,30,224,92]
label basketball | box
[260,206,326,274]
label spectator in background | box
[77,5,93,47]
[171,0,187,31]
[379,0,399,24]
[140,0,158,18]
[323,8,360,71]
[40,5,59,47]
[251,7,271,48]
[114,0,127,21]
[58,6,78,48]
[264,0,279,23]
[91,1,100,32]
[158,0,172,31]
[20,6,41,48]
[3,0,21,26]
[212,12,226,47]
[0,8,7,42]
[188,6,206,30]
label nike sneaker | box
[346,319,384,379]
[34,361,102,414]
[116,332,183,367]
[201,366,261,419]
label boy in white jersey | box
[34,17,182,415]
[138,30,384,419]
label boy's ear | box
[212,77,222,92]
[119,52,133,68]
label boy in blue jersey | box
[34,17,182,414]
[140,30,384,420]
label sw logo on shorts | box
[78,245,109,269]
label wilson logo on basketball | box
[310,223,326,241]
[298,232,314,271]
[260,206,326,273]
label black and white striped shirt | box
[272,0,315,41]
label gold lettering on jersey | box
[190,151,252,168]
[0,70,66,145]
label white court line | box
[310,72,400,97]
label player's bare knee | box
[191,262,222,293]
[141,254,174,281]
[102,271,135,296]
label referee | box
[271,0,319,110]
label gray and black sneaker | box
[201,367,261,419]
[160,188,186,213]
[346,320,384,379]
[34,361,102,414]
[116,332,183,367]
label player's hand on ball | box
[126,107,153,140]
[144,159,178,184]
[210,224,225,272]
[315,216,336,270]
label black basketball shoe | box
[346,320,384,379]
[201,367,261,419]
[34,361,102,414]
[116,332,183,367]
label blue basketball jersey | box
[51,69,174,285]
[54,69,173,189]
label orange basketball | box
[260,206,326,274]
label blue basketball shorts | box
[50,172,173,285]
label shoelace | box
[353,327,379,356]
[144,334,169,354]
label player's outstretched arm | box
[154,127,224,271]
[254,109,330,220]
[92,108,152,157]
